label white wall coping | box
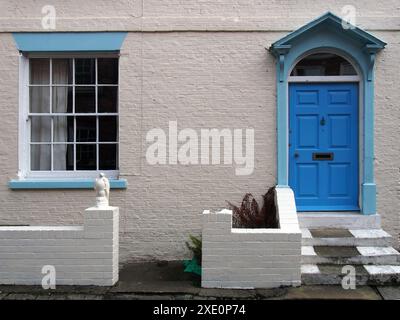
[0,226,83,231]
[203,187,300,233]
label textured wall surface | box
[0,1,398,264]
[0,207,119,285]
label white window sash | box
[18,55,120,180]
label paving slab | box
[0,261,390,300]
[110,261,201,295]
[199,288,257,299]
[0,293,8,300]
[0,285,108,295]
[107,293,176,300]
[273,285,382,300]
[34,294,71,300]
[2,293,38,300]
[65,294,104,300]
[376,286,400,300]
[255,287,288,299]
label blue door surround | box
[289,83,359,211]
[269,12,386,215]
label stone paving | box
[0,261,399,300]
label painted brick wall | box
[0,1,399,31]
[202,188,302,288]
[0,207,119,285]
[0,1,398,264]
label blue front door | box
[289,83,359,211]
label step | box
[298,212,381,230]
[302,228,392,247]
[301,246,400,265]
[302,264,400,285]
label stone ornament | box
[95,173,110,208]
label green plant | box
[227,186,278,228]
[183,235,202,276]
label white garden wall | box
[202,188,301,289]
[0,206,119,286]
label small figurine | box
[95,173,110,207]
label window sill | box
[8,178,127,190]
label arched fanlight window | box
[290,53,357,76]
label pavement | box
[0,261,399,300]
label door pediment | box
[269,12,385,54]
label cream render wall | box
[0,1,398,263]
[0,0,399,31]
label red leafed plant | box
[227,187,279,228]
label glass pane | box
[98,58,118,84]
[76,144,96,170]
[99,144,118,170]
[31,144,51,170]
[76,116,96,142]
[53,116,74,142]
[30,59,50,84]
[52,59,73,84]
[290,53,357,76]
[75,58,95,84]
[52,87,72,113]
[30,86,50,113]
[98,86,118,113]
[99,116,117,142]
[31,117,51,142]
[53,144,74,170]
[75,86,95,113]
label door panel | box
[329,115,350,147]
[297,115,319,148]
[297,164,319,197]
[328,163,349,197]
[289,83,359,211]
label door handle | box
[294,153,299,158]
[320,116,326,126]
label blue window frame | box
[10,32,127,189]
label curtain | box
[30,59,51,170]
[52,59,69,170]
[30,59,69,170]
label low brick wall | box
[0,206,119,286]
[201,188,301,289]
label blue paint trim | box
[270,12,386,51]
[12,32,127,52]
[8,179,127,190]
[276,68,288,186]
[269,13,385,215]
[361,183,376,215]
